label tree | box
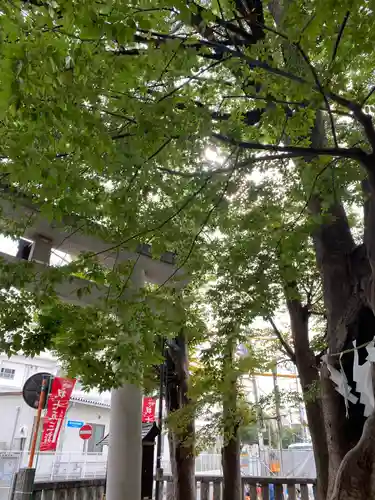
[183,264,274,500]
[281,426,301,448]
[2,1,375,499]
[197,145,330,496]
[192,321,267,500]
[239,423,259,446]
[164,330,196,500]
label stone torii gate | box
[0,194,186,500]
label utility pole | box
[272,364,283,474]
[294,365,307,441]
[251,377,264,449]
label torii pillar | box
[106,265,145,500]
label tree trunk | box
[268,3,375,497]
[222,428,241,500]
[165,331,195,500]
[309,116,375,498]
[221,340,241,500]
[331,409,375,500]
[323,170,375,499]
[266,1,373,496]
[175,439,195,500]
[287,297,329,500]
[320,364,351,497]
[267,1,375,493]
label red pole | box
[28,377,48,468]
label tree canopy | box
[0,0,374,414]
[4,2,375,498]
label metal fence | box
[162,448,315,478]
[0,450,107,500]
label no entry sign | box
[79,424,93,440]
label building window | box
[0,368,15,380]
[84,424,105,453]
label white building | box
[0,353,110,465]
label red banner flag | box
[142,397,156,423]
[40,377,76,452]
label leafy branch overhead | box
[0,0,373,400]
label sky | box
[0,234,70,266]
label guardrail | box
[31,475,316,499]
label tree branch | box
[330,10,350,66]
[252,21,339,147]
[125,137,174,192]
[268,317,296,363]
[212,133,366,160]
[154,153,239,292]
[111,132,136,140]
[330,11,351,68]
[188,0,263,45]
[122,30,308,84]
[157,57,231,102]
[53,22,365,130]
[294,41,338,148]
[92,175,213,258]
[156,152,340,178]
[220,94,353,117]
[362,86,375,107]
[112,28,364,131]
[327,99,375,154]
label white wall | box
[59,402,110,453]
[0,394,110,453]
[0,354,58,389]
[0,395,27,449]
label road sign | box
[79,424,93,440]
[22,372,52,409]
[67,420,84,428]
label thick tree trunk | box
[268,4,375,498]
[266,1,375,492]
[222,341,241,500]
[175,438,195,500]
[300,111,373,498]
[320,364,352,497]
[287,298,329,500]
[222,429,241,500]
[165,331,195,500]
[307,117,375,499]
[331,409,375,500]
[267,1,367,495]
[325,161,375,498]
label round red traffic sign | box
[79,424,93,440]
